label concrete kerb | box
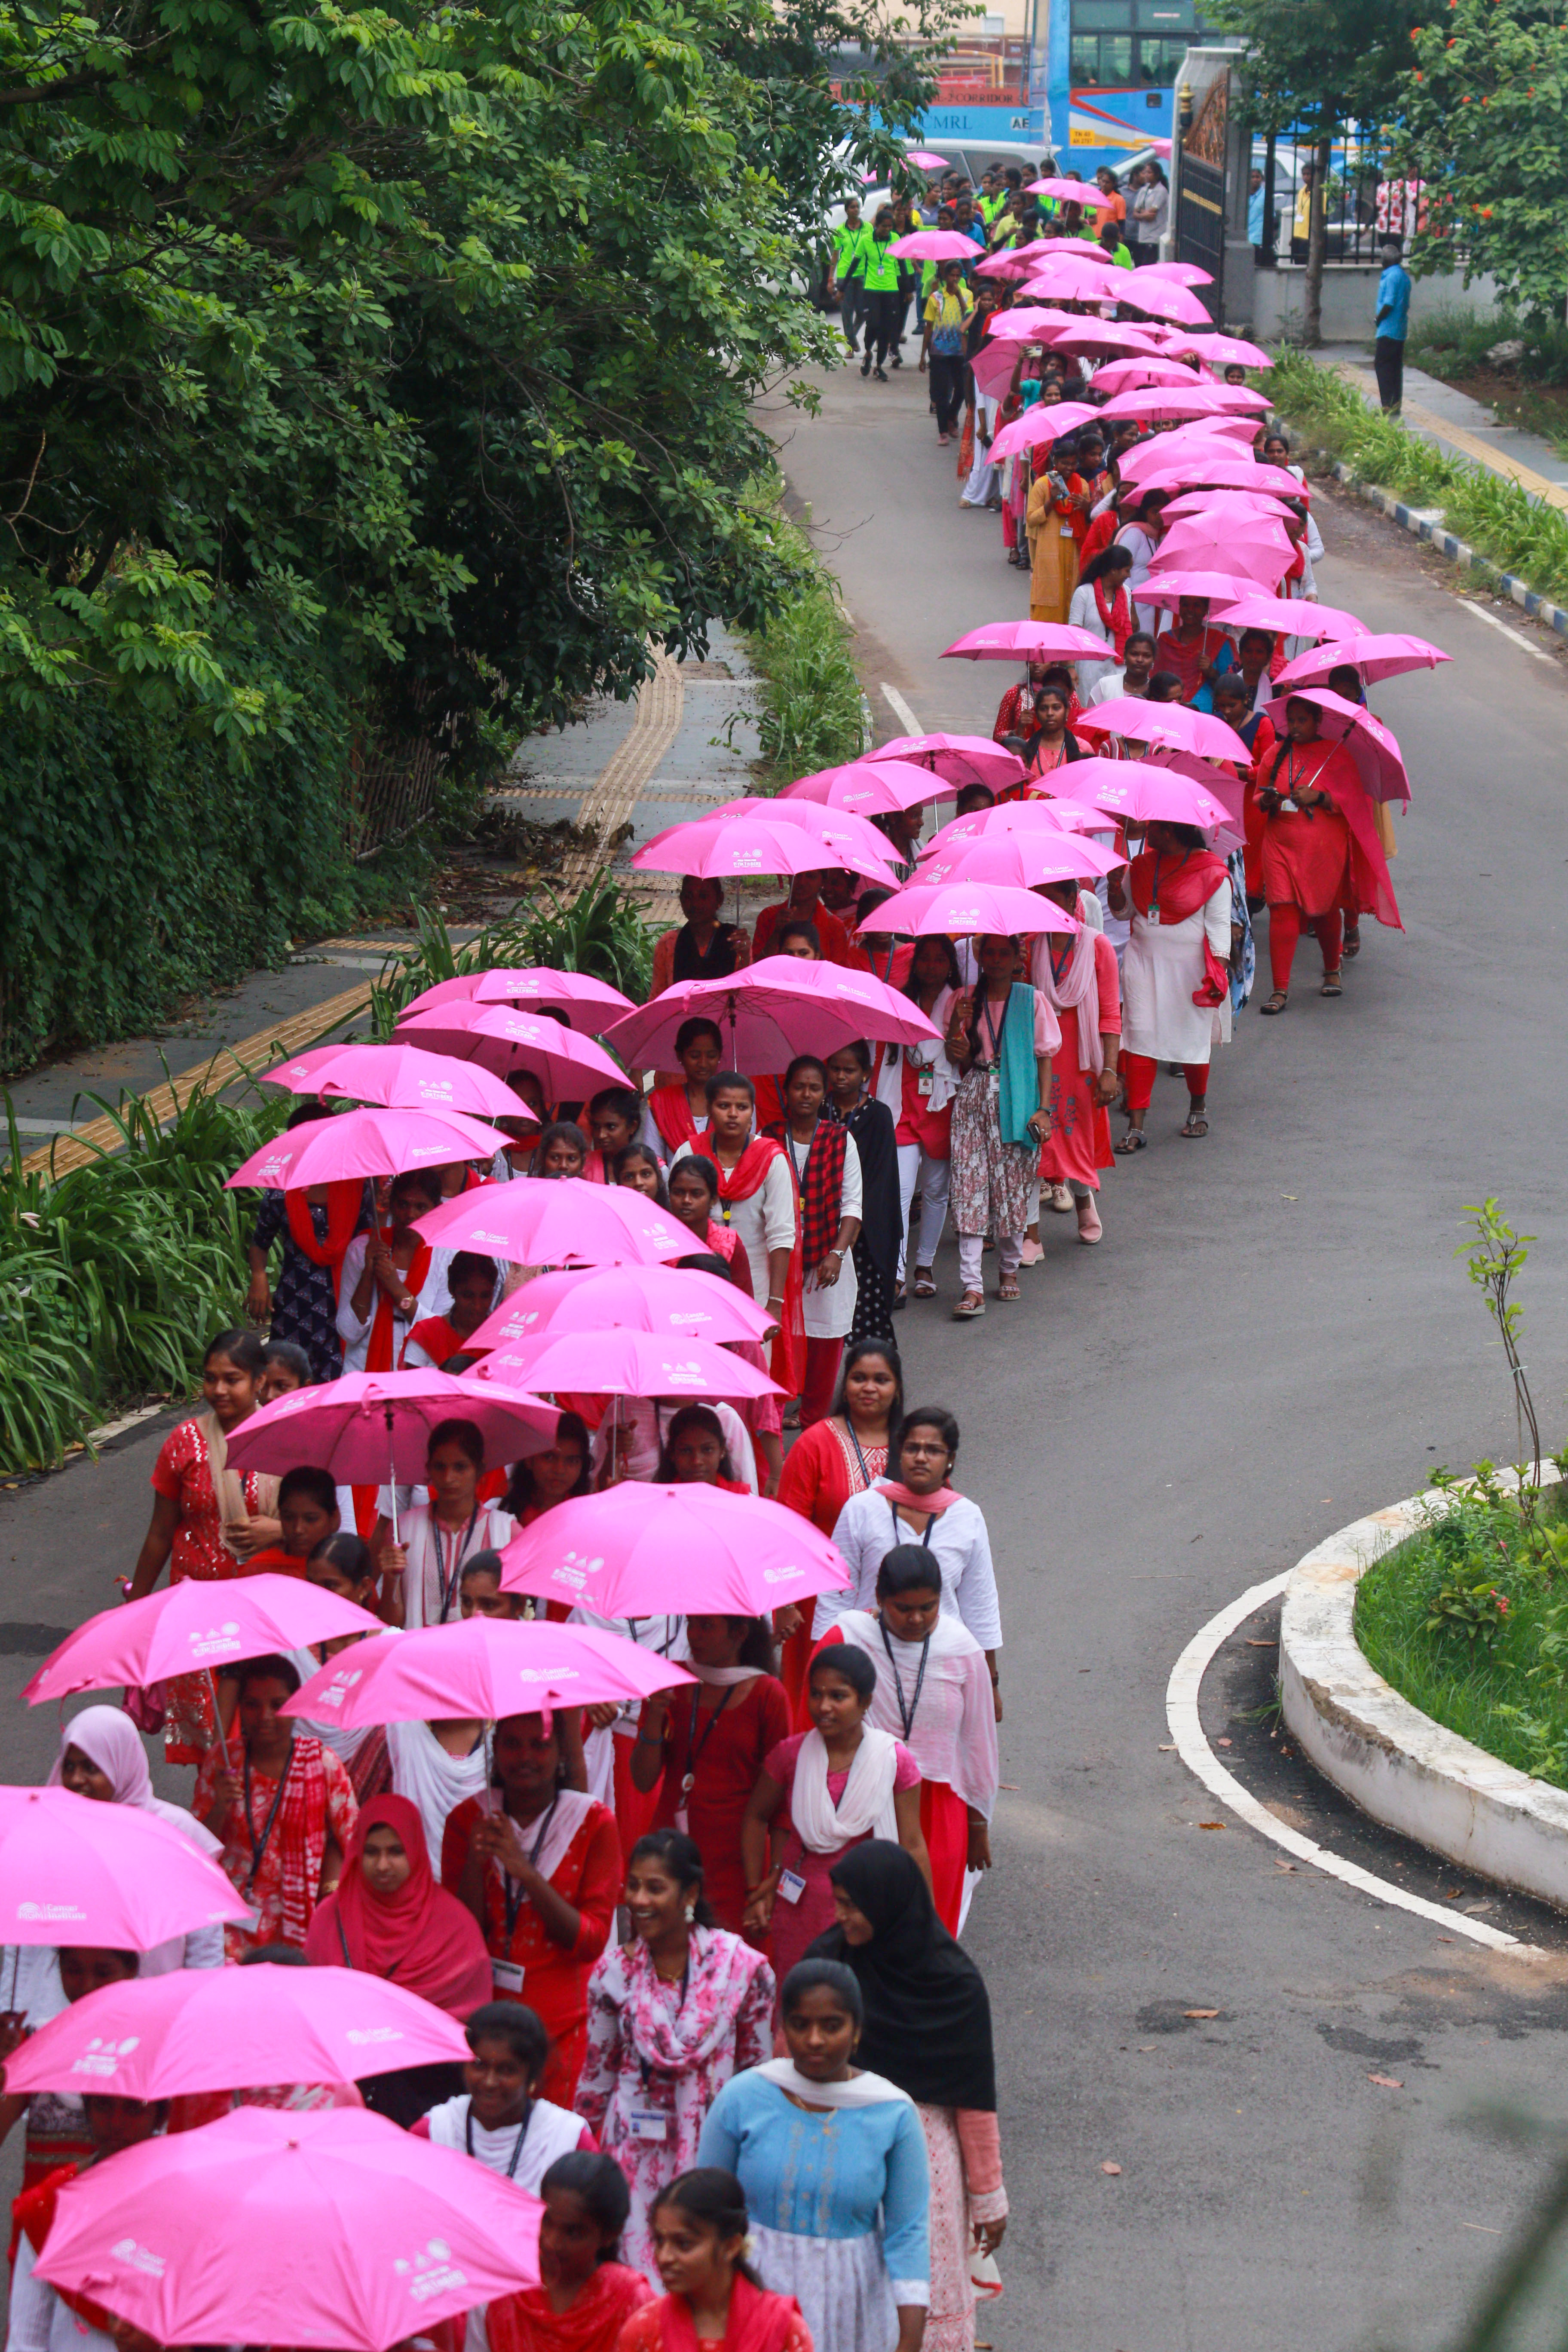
[1308,449,1568,642]
[1279,1466,1568,1911]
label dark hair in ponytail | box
[650,2170,761,2286]
[628,1831,717,1929]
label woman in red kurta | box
[443,1712,620,2104]
[1155,597,1236,704]
[774,1339,903,1708]
[1031,880,1122,1247]
[644,1019,725,1156]
[1256,696,1401,1012]
[1211,673,1275,904]
[630,1615,790,1939]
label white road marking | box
[1165,1571,1526,1952]
[880,682,921,735]
[86,1401,172,1448]
[1458,600,1555,662]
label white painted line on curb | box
[1165,1571,1524,1952]
[880,683,921,735]
[86,1401,172,1449]
[1458,600,1555,662]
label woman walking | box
[487,2151,654,2352]
[195,1654,358,1959]
[1068,547,1134,704]
[1256,695,1401,1012]
[896,939,959,1298]
[824,1044,901,1347]
[943,936,1059,1316]
[1025,440,1086,625]
[616,2170,812,2352]
[1031,875,1121,1247]
[1127,160,1169,265]
[372,1418,516,1627]
[775,1340,903,1705]
[1112,820,1233,1146]
[763,1056,861,1428]
[642,1017,725,1157]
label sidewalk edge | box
[1312,450,1568,641]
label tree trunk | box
[1303,133,1332,347]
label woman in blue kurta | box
[698,1959,929,2352]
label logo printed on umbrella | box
[519,1668,579,1684]
[395,2239,470,2301]
[16,1901,86,1923]
[187,1620,244,1659]
[660,1360,708,1387]
[346,2026,408,2046]
[552,1550,606,1590]
[761,1566,807,1585]
[72,2034,142,2076]
[110,2239,166,2277]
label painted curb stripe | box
[1313,453,1568,642]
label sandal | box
[1114,1128,1147,1154]
[913,1269,937,1298]
[1343,925,1361,959]
[1320,970,1343,998]
[997,1278,1020,1302]
[1179,1112,1210,1139]
[952,1292,986,1320]
[1259,991,1289,1016]
[891,1283,908,1311]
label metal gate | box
[1176,72,1228,321]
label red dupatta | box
[1265,738,1402,928]
[649,1083,701,1152]
[285,1182,362,1300]
[693,1135,804,1393]
[13,2165,110,2324]
[657,2276,802,2352]
[1093,578,1131,659]
[365,1230,433,1374]
[1128,848,1229,926]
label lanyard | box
[846,1423,876,1488]
[978,991,1007,1067]
[433,1505,482,1625]
[241,1744,295,1896]
[879,1624,932,1740]
[1048,936,1074,989]
[683,1681,735,1795]
[1147,850,1190,920]
[466,2103,530,2180]
[888,1498,936,1547]
[501,1795,560,1942]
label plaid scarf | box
[763,1117,848,1274]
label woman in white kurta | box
[1067,545,1135,703]
[334,1171,455,1377]
[1113,821,1233,1148]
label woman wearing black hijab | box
[811,1842,1008,2352]
[823,1044,902,1343]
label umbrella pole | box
[208,1668,236,1768]
[386,1405,400,1547]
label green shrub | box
[368,879,658,1038]
[1407,305,1568,387]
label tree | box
[1210,0,1423,343]
[1396,0,1568,320]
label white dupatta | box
[790,1725,900,1852]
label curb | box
[1279,1468,1568,1913]
[1311,450,1568,642]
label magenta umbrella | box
[888,230,985,261]
[920,799,1111,858]
[413,1176,693,1269]
[2,1962,469,2099]
[1139,260,1214,287]
[282,1615,693,1729]
[394,1003,626,1095]
[982,309,1085,343]
[1120,273,1212,326]
[223,1370,559,1485]
[866,733,1027,791]
[854,879,1078,938]
[602,954,940,1071]
[1159,489,1299,524]
[1152,519,1295,585]
[1211,593,1369,641]
[22,1572,380,1708]
[1028,177,1113,209]
[1017,260,1124,301]
[1074,764,1235,832]
[779,758,950,816]
[469,1264,772,1353]
[1075,706,1251,763]
[942,619,1111,663]
[630,803,897,884]
[34,2104,541,2350]
[227,1106,509,1194]
[1092,386,1268,422]
[973,248,1045,279]
[0,1788,248,1949]
[259,1042,526,1124]
[1029,319,1169,358]
[1273,631,1450,688]
[1185,331,1273,368]
[905,149,949,168]
[1134,569,1269,612]
[1133,456,1306,499]
[984,403,1104,464]
[916,832,1122,888]
[1261,686,1412,803]
[400,967,635,1031]
[477,1327,780,1402]
[499,1483,851,1616]
[1090,358,1213,394]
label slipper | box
[952,1293,986,1320]
[997,1278,1020,1302]
[1076,1203,1103,1245]
[1114,1129,1147,1155]
[913,1270,937,1298]
[1046,1182,1073,1214]
[1320,971,1343,997]
[1259,992,1288,1016]
[891,1285,908,1311]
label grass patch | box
[738,494,866,791]
[366,882,658,1039]
[1355,1475,1568,1788]
[1269,345,1568,606]
[1407,303,1568,389]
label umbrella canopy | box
[1074,706,1252,764]
[1072,764,1235,831]
[1151,518,1295,587]
[1186,331,1273,368]
[413,1177,693,1268]
[1261,687,1412,803]
[1016,259,1124,302]
[23,1574,382,1706]
[973,247,1047,279]
[1133,569,1270,612]
[1119,273,1212,326]
[1134,456,1307,499]
[984,403,1104,465]
[1273,631,1449,688]
[1139,260,1214,286]
[866,733,1027,790]
[779,758,950,815]
[282,1614,693,1729]
[0,1788,248,1948]
[1027,178,1113,209]
[222,1370,558,1483]
[852,879,1078,938]
[983,309,1086,343]
[2,1962,469,2099]
[941,620,1112,663]
[603,955,940,1072]
[1090,358,1213,394]
[919,799,1111,859]
[1029,318,1169,359]
[227,1107,509,1195]
[467,1264,772,1354]
[477,1327,781,1401]
[916,832,1122,888]
[34,2104,541,2351]
[630,804,897,884]
[1211,594,1369,641]
[393,1004,625,1096]
[905,149,949,168]
[1091,386,1268,422]
[259,1043,527,1124]
[888,230,985,261]
[499,1483,851,1617]
[400,968,636,1032]
[1158,488,1299,524]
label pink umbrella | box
[467,1264,772,1353]
[499,1483,851,1616]
[702,795,903,862]
[1152,526,1295,589]
[413,1176,693,1269]
[1074,707,1252,764]
[34,2104,541,2350]
[1120,274,1213,326]
[1261,686,1412,803]
[282,1614,693,1729]
[889,230,986,261]
[603,954,940,1072]
[400,968,635,1031]
[1212,594,1369,641]
[260,1042,527,1124]
[223,1370,559,1486]
[969,340,1038,402]
[226,1106,509,1195]
[22,1573,381,1708]
[1073,764,1235,832]
[1273,631,1450,688]
[1159,489,1299,524]
[942,619,1112,663]
[1090,358,1213,395]
[919,799,1111,858]
[1,1961,469,2099]
[983,309,1084,344]
[0,1788,248,1948]
[916,832,1122,888]
[1139,260,1213,287]
[780,759,950,816]
[1134,569,1268,611]
[1026,318,1170,360]
[973,248,1044,279]
[476,1327,781,1402]
[1188,331,1273,369]
[630,804,897,884]
[393,1003,626,1095]
[905,149,949,168]
[1017,260,1124,300]
[985,404,1104,464]
[852,879,1078,938]
[1134,456,1306,499]
[1027,178,1113,209]
[867,733,1027,791]
[1092,387,1268,423]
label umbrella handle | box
[208,1667,236,1769]
[386,1406,400,1547]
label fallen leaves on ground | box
[1368,2073,1404,2089]
[1100,2161,1122,2175]
[1198,1821,1225,1830]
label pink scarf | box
[623,1926,769,2073]
[876,1477,962,1516]
[1036,926,1104,1074]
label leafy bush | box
[0,1081,285,1470]
[368,881,659,1039]
[1407,306,1568,387]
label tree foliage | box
[1209,0,1423,133]
[1396,0,1568,318]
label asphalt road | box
[3,359,1568,2350]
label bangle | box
[635,1730,663,1745]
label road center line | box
[1457,600,1556,662]
[1166,1571,1525,1952]
[880,682,921,735]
